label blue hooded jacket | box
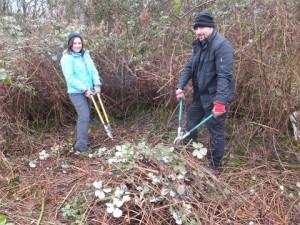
[60,49,101,94]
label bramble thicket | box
[0,0,299,224]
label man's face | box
[194,26,213,41]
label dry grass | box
[0,122,299,225]
[0,0,300,224]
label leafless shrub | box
[0,0,299,149]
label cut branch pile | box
[0,128,299,225]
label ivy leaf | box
[192,148,207,159]
[39,150,50,160]
[103,187,112,193]
[51,55,58,61]
[112,208,123,218]
[171,211,182,224]
[113,198,123,208]
[176,185,186,196]
[122,195,131,202]
[17,83,25,91]
[192,142,203,149]
[189,219,198,225]
[161,187,169,196]
[0,68,11,84]
[95,190,105,199]
[106,203,114,213]
[93,181,103,189]
[3,77,11,85]
[170,190,176,197]
[29,160,37,168]
[0,215,7,225]
[224,188,231,195]
[174,164,186,174]
[114,188,124,197]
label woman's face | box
[72,37,83,52]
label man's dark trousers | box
[185,98,227,165]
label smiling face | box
[194,26,214,41]
[71,37,83,53]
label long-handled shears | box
[174,99,213,145]
[174,98,184,145]
[90,93,113,139]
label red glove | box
[213,102,226,113]
[175,89,185,101]
[213,102,226,118]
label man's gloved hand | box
[94,85,101,94]
[212,101,226,118]
[176,89,185,101]
[84,89,93,98]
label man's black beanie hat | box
[193,11,215,29]
[67,32,82,45]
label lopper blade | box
[104,124,113,139]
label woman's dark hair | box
[67,36,85,55]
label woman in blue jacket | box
[61,32,101,152]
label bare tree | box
[0,0,12,14]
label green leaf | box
[0,71,12,85]
[192,142,203,149]
[142,185,150,194]
[0,215,7,225]
[251,174,257,181]
[189,219,198,225]
[51,55,58,61]
[174,164,186,174]
[0,69,10,81]
[192,148,207,159]
[17,83,25,91]
[4,77,12,85]
[224,188,231,195]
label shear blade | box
[174,137,183,145]
[107,131,113,139]
[104,125,113,139]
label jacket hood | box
[62,49,88,57]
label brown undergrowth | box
[0,0,300,224]
[0,119,299,225]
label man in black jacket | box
[176,11,234,170]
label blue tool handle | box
[181,114,213,140]
[189,114,213,133]
[178,99,183,124]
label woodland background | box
[0,0,300,224]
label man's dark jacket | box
[176,29,234,110]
